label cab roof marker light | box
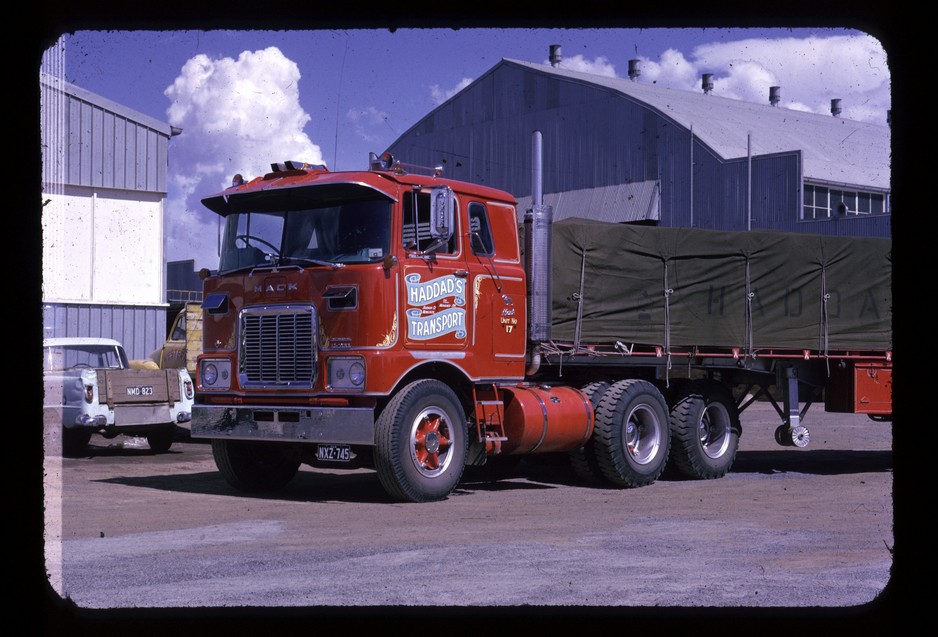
[270,160,329,173]
[368,151,443,177]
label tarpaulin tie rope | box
[573,250,587,353]
[745,256,754,359]
[663,259,674,386]
[820,265,831,375]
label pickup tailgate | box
[101,369,181,426]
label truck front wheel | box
[212,440,300,492]
[593,379,670,487]
[668,381,740,479]
[375,379,468,502]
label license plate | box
[126,386,155,396]
[316,444,350,462]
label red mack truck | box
[190,132,892,503]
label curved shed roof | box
[504,59,890,191]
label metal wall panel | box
[41,73,171,194]
[42,303,167,362]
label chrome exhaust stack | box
[525,130,553,345]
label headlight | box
[349,361,365,386]
[202,364,217,385]
[199,358,231,390]
[327,356,365,390]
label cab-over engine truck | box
[190,132,892,503]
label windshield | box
[44,344,128,372]
[218,197,392,272]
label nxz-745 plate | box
[316,444,350,462]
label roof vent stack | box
[769,86,781,106]
[628,59,641,81]
[831,98,842,117]
[549,44,562,67]
[702,73,714,94]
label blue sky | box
[41,27,891,270]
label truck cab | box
[192,156,532,500]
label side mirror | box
[430,187,455,242]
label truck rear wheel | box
[669,381,740,479]
[375,379,468,503]
[568,381,610,483]
[593,379,670,487]
[212,440,300,492]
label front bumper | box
[191,404,376,445]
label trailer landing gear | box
[774,423,811,448]
[745,364,818,448]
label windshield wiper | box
[281,256,346,269]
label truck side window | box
[170,313,186,341]
[402,191,457,254]
[468,203,495,256]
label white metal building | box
[40,72,180,360]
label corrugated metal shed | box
[507,59,889,191]
[386,57,890,238]
[40,71,174,194]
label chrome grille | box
[240,306,317,385]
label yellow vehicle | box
[151,302,202,375]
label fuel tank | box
[499,384,593,455]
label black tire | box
[375,379,468,502]
[146,427,175,454]
[669,381,740,479]
[593,379,670,488]
[568,381,611,483]
[62,427,92,457]
[211,439,300,493]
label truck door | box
[465,201,527,374]
[400,189,470,353]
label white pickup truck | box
[43,337,194,455]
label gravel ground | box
[36,401,904,631]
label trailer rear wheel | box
[593,379,670,487]
[375,379,468,502]
[568,381,610,483]
[669,381,740,479]
[212,440,300,492]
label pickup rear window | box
[44,344,127,372]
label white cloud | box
[639,48,698,87]
[163,46,323,268]
[430,77,473,105]
[638,33,889,123]
[555,54,617,77]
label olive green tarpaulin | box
[548,219,892,351]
